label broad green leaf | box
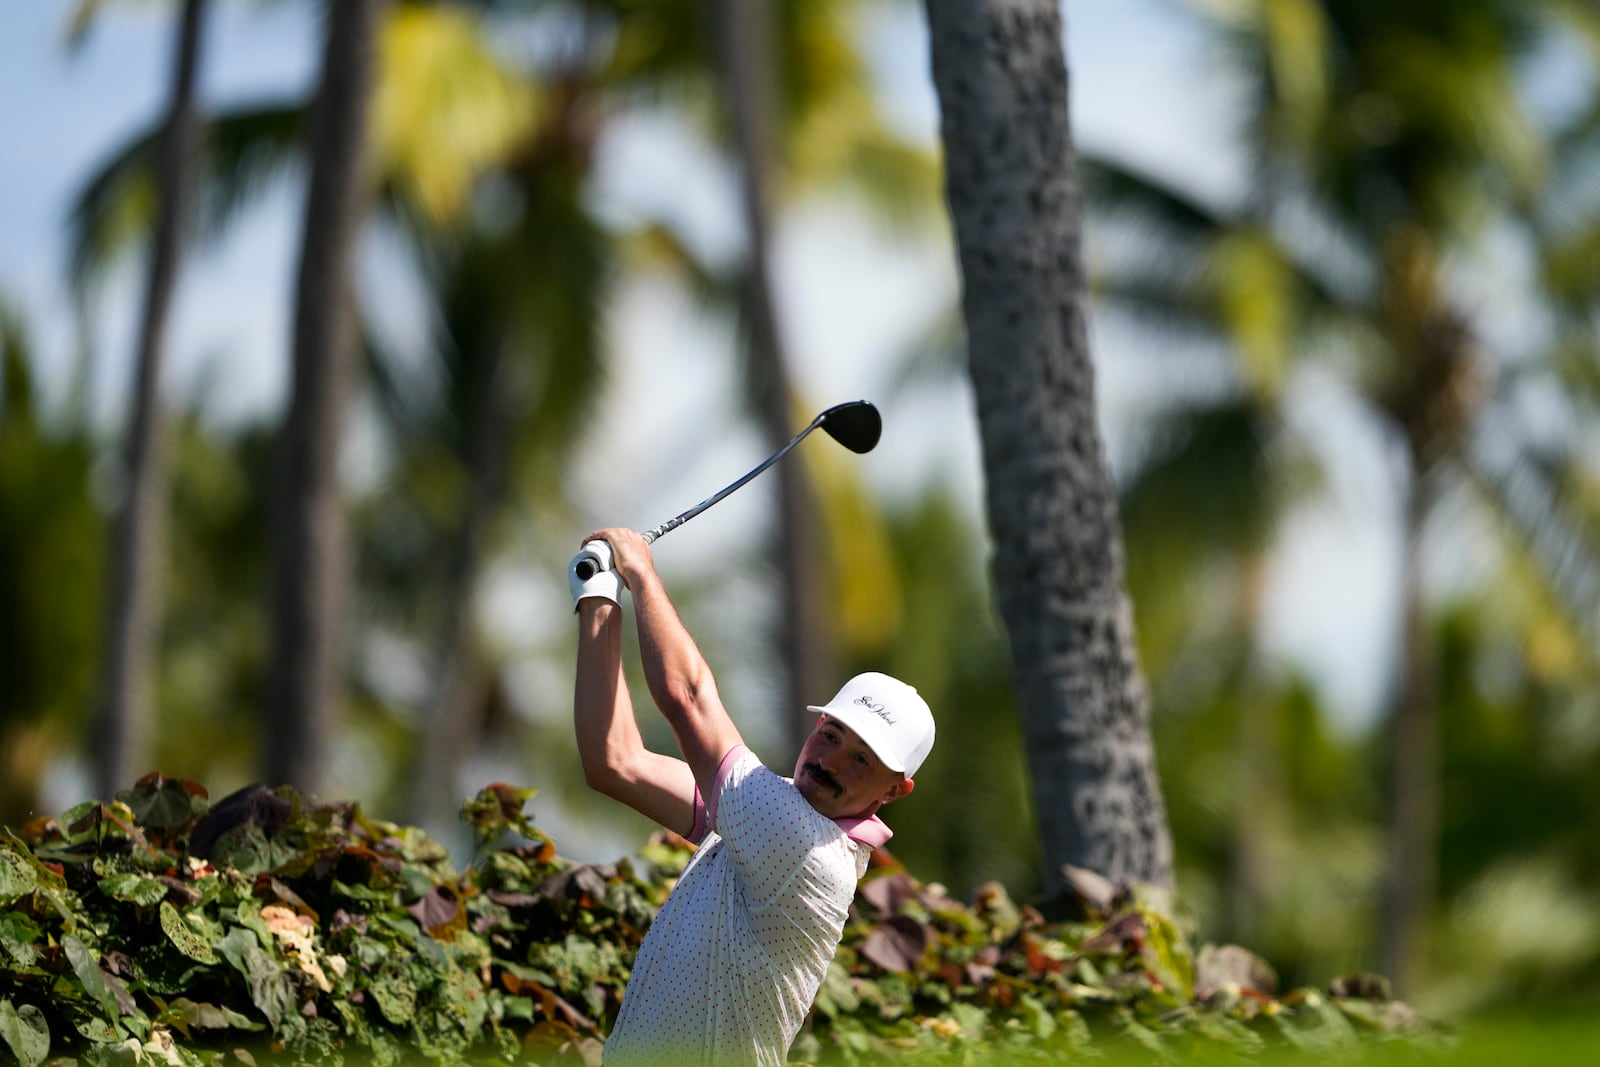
[132,942,210,997]
[0,912,41,968]
[1017,993,1058,1040]
[1143,910,1196,1001]
[461,783,542,846]
[74,1016,119,1042]
[216,925,263,976]
[949,1001,989,1039]
[64,937,122,1020]
[0,847,35,903]
[117,775,207,831]
[99,872,169,907]
[331,878,392,904]
[398,865,435,902]
[159,998,262,1033]
[369,959,419,1025]
[78,1039,141,1067]
[207,825,273,875]
[238,946,291,1030]
[159,901,218,964]
[0,1001,49,1067]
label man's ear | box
[882,777,915,805]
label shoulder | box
[713,748,821,826]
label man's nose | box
[815,750,847,775]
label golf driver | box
[574,399,882,579]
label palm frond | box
[65,125,159,294]
[1080,152,1234,244]
[195,102,304,243]
[65,102,304,296]
[615,219,739,316]
[1463,443,1600,678]
[374,3,541,228]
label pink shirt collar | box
[697,745,895,850]
[833,814,893,849]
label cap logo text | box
[854,694,896,725]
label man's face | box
[793,715,912,819]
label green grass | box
[1061,1013,1600,1067]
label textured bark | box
[924,0,1173,890]
[94,0,208,797]
[265,0,386,793]
[1373,230,1472,997]
[1227,552,1282,945]
[714,0,831,758]
[1382,474,1439,996]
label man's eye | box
[853,754,868,767]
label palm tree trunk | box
[713,0,831,758]
[924,0,1173,891]
[1382,470,1439,996]
[93,0,208,798]
[1228,551,1282,944]
[265,0,387,793]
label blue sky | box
[0,1,1401,754]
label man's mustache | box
[804,763,842,796]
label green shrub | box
[0,776,1433,1066]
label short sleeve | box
[707,747,845,906]
[686,782,709,845]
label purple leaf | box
[860,915,930,973]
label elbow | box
[653,672,710,732]
[581,750,633,801]
[581,755,620,798]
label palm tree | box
[403,134,612,832]
[710,0,832,758]
[92,0,209,799]
[264,0,388,793]
[1077,0,1600,991]
[923,0,1174,892]
[65,0,934,818]
[64,1,543,811]
[408,0,937,821]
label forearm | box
[573,598,698,832]
[627,568,744,791]
[628,569,716,720]
[573,600,641,786]
[584,526,744,793]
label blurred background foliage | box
[2,0,1599,1032]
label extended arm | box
[592,528,745,799]
[573,597,698,835]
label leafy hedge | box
[0,776,1432,1066]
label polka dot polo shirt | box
[602,745,892,1067]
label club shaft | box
[574,414,825,580]
[644,416,823,541]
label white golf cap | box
[806,672,935,778]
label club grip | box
[572,530,658,581]
[572,540,613,582]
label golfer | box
[569,528,935,1066]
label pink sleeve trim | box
[687,782,708,844]
[833,814,894,850]
[704,744,751,829]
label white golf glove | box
[568,540,622,612]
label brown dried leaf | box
[404,886,460,931]
[858,872,918,916]
[860,915,930,973]
[1080,913,1149,957]
[1195,943,1279,997]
